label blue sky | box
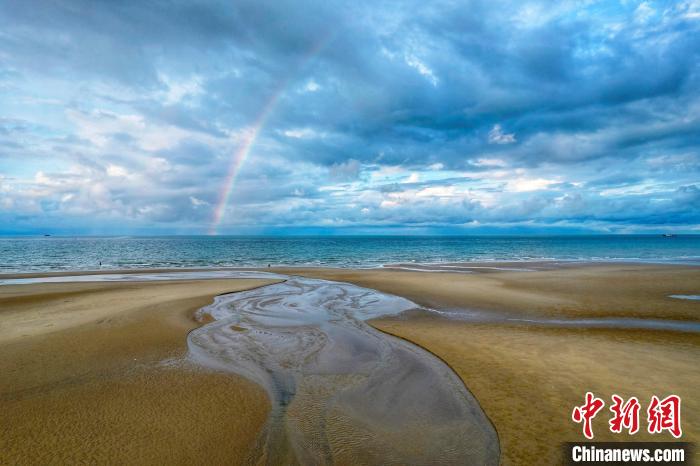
[0,0,699,235]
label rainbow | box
[209,34,335,235]
[208,90,283,235]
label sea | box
[1,235,699,274]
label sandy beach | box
[0,278,279,465]
[1,263,698,465]
[288,264,700,464]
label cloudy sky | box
[1,0,699,235]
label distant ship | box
[662,233,676,237]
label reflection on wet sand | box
[427,308,700,333]
[188,275,500,465]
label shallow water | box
[669,294,700,301]
[382,262,542,273]
[187,275,500,465]
[0,270,276,285]
[430,308,700,333]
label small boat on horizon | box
[662,233,676,237]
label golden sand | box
[373,320,699,465]
[2,265,698,465]
[286,264,700,465]
[280,263,700,320]
[0,278,279,465]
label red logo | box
[647,395,682,438]
[572,392,605,439]
[609,394,640,435]
[572,393,682,439]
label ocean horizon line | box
[2,233,700,238]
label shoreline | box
[2,257,699,280]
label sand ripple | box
[187,275,500,465]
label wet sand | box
[2,263,699,465]
[189,276,498,464]
[280,263,700,320]
[286,264,700,465]
[0,278,278,465]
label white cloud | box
[304,80,320,92]
[507,177,558,192]
[404,54,439,86]
[683,0,700,20]
[106,164,128,177]
[634,2,655,23]
[190,196,207,207]
[282,127,324,139]
[473,158,507,167]
[416,186,458,198]
[488,124,517,145]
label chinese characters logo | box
[572,392,681,439]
